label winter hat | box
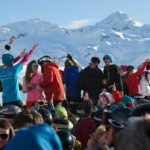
[65,59,74,69]
[2,54,14,65]
[111,107,133,125]
[4,123,63,150]
[92,110,103,128]
[56,106,68,119]
[119,96,135,108]
[68,103,80,115]
[99,92,115,105]
[76,100,93,117]
[120,65,128,72]
[126,65,134,72]
[103,54,114,63]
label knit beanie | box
[103,54,114,63]
[2,54,14,65]
[65,59,74,69]
[119,96,135,108]
[99,92,115,105]
[56,106,68,119]
[120,65,128,72]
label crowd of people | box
[0,36,150,150]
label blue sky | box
[1,0,150,28]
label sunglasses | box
[32,64,38,68]
[91,61,99,65]
[0,134,9,140]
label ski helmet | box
[0,105,22,120]
[57,130,74,150]
[38,108,53,125]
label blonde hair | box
[93,125,106,141]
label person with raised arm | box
[0,43,39,107]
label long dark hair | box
[25,60,37,83]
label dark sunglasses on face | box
[32,64,38,68]
[0,134,9,140]
[92,61,99,64]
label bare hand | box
[83,92,89,100]
[109,83,116,92]
[32,43,39,51]
[146,58,150,63]
[10,36,16,44]
[20,49,26,58]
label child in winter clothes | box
[125,58,150,97]
[0,43,38,107]
[25,60,44,108]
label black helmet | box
[38,55,52,66]
[0,105,22,120]
[38,108,53,125]
[52,117,73,131]
[111,107,133,125]
[57,130,74,150]
[131,103,150,117]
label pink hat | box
[120,65,128,72]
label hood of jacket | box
[4,123,62,150]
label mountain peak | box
[94,10,143,31]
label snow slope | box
[0,11,150,105]
[0,11,150,68]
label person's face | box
[90,61,99,69]
[98,99,106,108]
[0,128,9,149]
[97,133,107,150]
[32,62,38,73]
[103,57,111,66]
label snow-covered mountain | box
[0,11,150,68]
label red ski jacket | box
[40,62,64,101]
[126,61,148,96]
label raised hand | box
[83,92,89,100]
[10,36,16,44]
[109,83,116,92]
[146,58,150,63]
[20,49,26,58]
[32,43,39,51]
[67,54,73,60]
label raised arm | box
[14,49,27,63]
[131,60,149,77]
[5,36,16,51]
[21,43,39,65]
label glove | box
[67,54,73,60]
[5,45,11,51]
